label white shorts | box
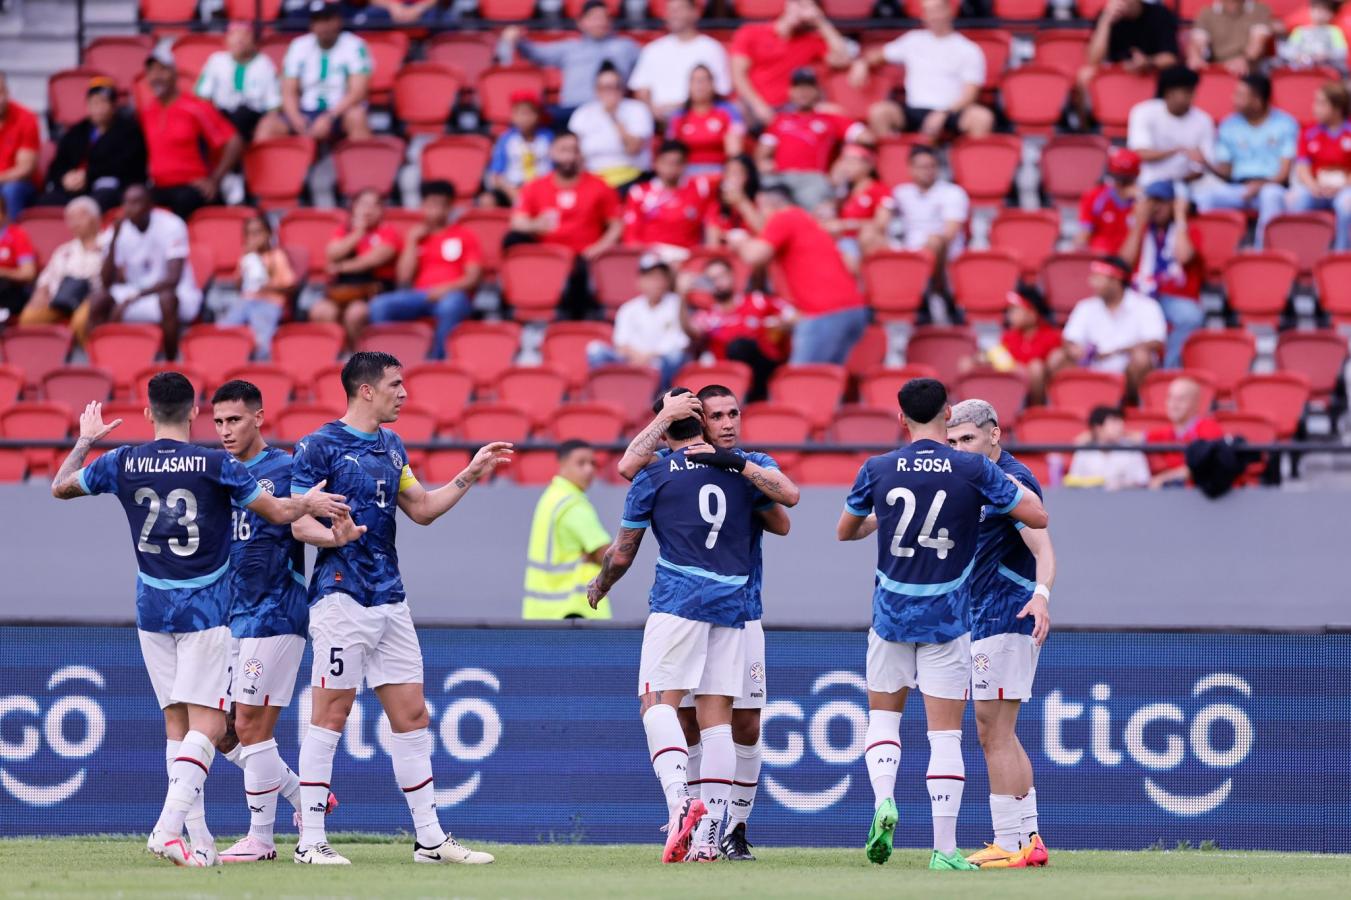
[638,612,745,699]
[865,629,971,700]
[680,618,766,710]
[138,626,233,710]
[971,632,1040,701]
[231,634,307,708]
[308,593,423,690]
[111,282,204,323]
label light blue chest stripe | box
[875,555,976,597]
[997,563,1037,593]
[139,561,229,591]
[289,566,307,587]
[993,486,1024,515]
[657,557,748,586]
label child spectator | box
[219,213,294,357]
[962,287,1061,406]
[1280,0,1349,72]
[485,92,554,208]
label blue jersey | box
[622,447,765,627]
[78,440,262,633]
[291,421,416,608]
[969,450,1043,641]
[229,447,308,639]
[845,439,1023,644]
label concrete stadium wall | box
[0,484,1343,628]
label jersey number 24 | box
[886,487,954,559]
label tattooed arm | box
[742,461,801,507]
[51,401,123,500]
[616,391,703,481]
[586,526,646,608]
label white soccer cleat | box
[191,843,219,867]
[686,843,720,863]
[220,834,277,863]
[413,835,495,865]
[147,830,193,865]
[293,842,351,865]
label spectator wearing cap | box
[0,191,36,321]
[139,47,243,222]
[587,254,689,388]
[629,0,732,121]
[1120,179,1205,368]
[0,72,41,219]
[1050,255,1166,397]
[731,183,868,365]
[824,143,893,272]
[851,0,993,141]
[757,68,870,213]
[568,62,656,188]
[1187,0,1274,76]
[1065,406,1152,491]
[1077,146,1140,256]
[281,2,373,144]
[681,255,793,402]
[194,21,287,144]
[485,91,554,208]
[498,2,639,125]
[1280,0,1349,73]
[891,144,971,287]
[1289,80,1351,249]
[16,196,105,330]
[962,286,1062,406]
[311,186,403,348]
[667,65,745,177]
[1127,65,1215,188]
[1078,0,1181,124]
[41,78,146,212]
[622,140,712,254]
[729,0,855,128]
[1193,73,1297,246]
[1145,375,1224,489]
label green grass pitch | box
[2,835,1349,899]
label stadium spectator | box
[568,62,656,187]
[851,0,993,141]
[85,184,201,360]
[1076,146,1140,255]
[891,145,970,285]
[139,46,242,222]
[824,143,893,271]
[0,192,35,322]
[497,2,639,123]
[1120,180,1205,369]
[961,287,1061,406]
[1288,80,1351,250]
[1078,0,1181,125]
[586,254,689,387]
[731,183,867,365]
[1127,65,1214,188]
[360,0,455,24]
[281,2,373,144]
[217,212,295,358]
[629,0,731,120]
[1064,406,1152,490]
[15,196,104,330]
[1279,0,1349,72]
[703,154,763,247]
[311,187,402,347]
[485,91,553,208]
[194,21,287,143]
[1187,0,1274,75]
[522,439,612,621]
[367,181,480,359]
[1193,73,1297,246]
[40,77,146,212]
[1145,376,1223,489]
[681,256,792,402]
[622,140,711,254]
[667,65,745,176]
[729,0,854,127]
[757,68,868,213]
[1049,255,1166,397]
[0,72,40,219]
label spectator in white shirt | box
[1049,255,1166,397]
[1065,405,1152,490]
[629,0,731,121]
[586,254,690,388]
[194,21,286,143]
[1127,65,1214,187]
[849,0,993,140]
[16,196,105,332]
[891,144,970,286]
[280,2,372,143]
[569,62,656,188]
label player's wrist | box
[1034,583,1051,602]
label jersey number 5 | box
[134,487,201,557]
[885,487,955,560]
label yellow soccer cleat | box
[982,834,1051,869]
[965,842,1021,867]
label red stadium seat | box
[862,249,932,321]
[394,63,462,135]
[948,249,1022,322]
[823,67,899,122]
[501,244,575,322]
[258,34,291,71]
[989,209,1061,280]
[48,69,108,129]
[243,137,316,210]
[1140,369,1218,415]
[310,364,347,414]
[494,366,570,428]
[405,362,476,429]
[875,135,931,187]
[1040,250,1098,319]
[128,364,206,403]
[904,327,979,388]
[457,208,512,276]
[1274,330,1347,403]
[999,65,1070,136]
[382,403,437,471]
[478,67,550,129]
[768,364,848,431]
[181,325,255,381]
[381,207,426,238]
[845,324,889,382]
[1122,408,1170,435]
[360,31,410,105]
[219,364,295,408]
[274,404,336,442]
[591,246,646,315]
[83,36,154,93]
[586,364,661,425]
[98,401,156,444]
[271,322,345,390]
[1039,135,1110,207]
[1089,67,1155,138]
[674,360,754,400]
[278,209,346,280]
[1191,210,1247,281]
[1193,67,1239,124]
[1234,372,1310,438]
[1011,407,1083,483]
[222,0,283,18]
[0,401,72,476]
[967,29,1012,91]
[1180,329,1256,397]
[949,136,1022,206]
[796,452,869,485]
[358,322,435,361]
[421,135,492,205]
[954,369,1029,428]
[1216,409,1278,446]
[1046,369,1125,419]
[458,402,533,443]
[171,33,224,79]
[735,0,788,17]
[16,211,72,269]
[332,137,407,200]
[41,366,115,415]
[542,322,614,390]
[1263,212,1335,278]
[1033,29,1091,79]
[446,321,522,389]
[426,34,496,84]
[858,364,940,410]
[1314,253,1351,325]
[0,365,23,413]
[830,405,902,444]
[993,0,1050,17]
[189,207,256,278]
[1271,68,1337,124]
[549,401,626,441]
[740,402,811,470]
[1,326,73,391]
[1223,251,1298,327]
[87,324,162,395]
[139,0,199,21]
[479,0,544,19]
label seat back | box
[394,63,462,135]
[904,326,978,387]
[1222,251,1299,327]
[500,245,576,322]
[586,365,661,424]
[1233,373,1311,438]
[768,364,849,430]
[1089,67,1156,138]
[999,65,1070,135]
[949,136,1022,205]
[243,137,316,210]
[949,249,1022,322]
[541,322,614,389]
[862,250,931,321]
[332,137,407,199]
[674,361,754,401]
[181,325,256,377]
[1180,329,1256,396]
[1274,330,1348,400]
[446,321,522,388]
[989,208,1060,277]
[1040,251,1098,319]
[1046,369,1125,419]
[1039,135,1109,205]
[953,369,1029,428]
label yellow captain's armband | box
[398,464,419,493]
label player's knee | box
[731,711,760,746]
[393,703,430,732]
[234,708,269,746]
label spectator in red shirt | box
[0,72,40,220]
[682,256,793,401]
[732,183,868,364]
[1146,375,1223,488]
[729,0,854,127]
[758,68,869,213]
[667,65,745,176]
[823,143,893,272]
[623,140,712,253]
[1288,80,1351,250]
[311,187,403,348]
[139,47,242,222]
[0,191,37,321]
[367,181,481,359]
[1120,180,1205,368]
[704,154,763,248]
[1076,146,1140,255]
[961,286,1062,405]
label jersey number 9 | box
[698,484,726,550]
[134,487,201,557]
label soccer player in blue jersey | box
[588,394,779,864]
[946,399,1055,869]
[49,373,349,866]
[289,351,511,867]
[836,378,1048,871]
[616,385,799,861]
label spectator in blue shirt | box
[1194,73,1297,247]
[486,91,554,208]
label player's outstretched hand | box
[301,479,350,520]
[1017,594,1051,646]
[78,401,122,443]
[585,578,605,610]
[331,511,367,548]
[468,441,515,479]
[686,445,746,473]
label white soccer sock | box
[154,730,214,840]
[185,791,213,849]
[990,793,1022,851]
[686,741,702,799]
[224,745,243,767]
[864,710,902,810]
[641,705,689,817]
[279,763,302,813]
[697,724,734,847]
[727,741,762,828]
[927,729,965,854]
[240,739,284,845]
[1019,787,1039,844]
[297,725,341,848]
[389,728,447,848]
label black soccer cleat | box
[720,823,756,861]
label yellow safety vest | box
[522,477,612,619]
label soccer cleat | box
[984,833,1051,869]
[191,843,219,867]
[293,841,351,865]
[865,798,898,865]
[929,849,981,870]
[413,835,495,865]
[661,798,707,864]
[686,843,719,862]
[719,823,756,861]
[293,790,339,842]
[966,842,1021,867]
[220,834,278,863]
